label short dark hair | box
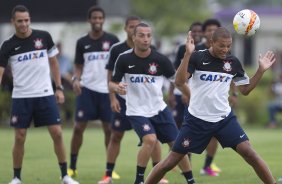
[212,27,231,41]
[202,19,221,32]
[125,15,141,26]
[189,21,202,31]
[11,5,29,19]
[87,6,105,19]
[133,22,150,35]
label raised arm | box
[175,31,195,87]
[239,51,276,95]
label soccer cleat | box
[159,177,169,184]
[200,167,219,176]
[62,175,79,184]
[112,170,120,179]
[278,177,282,182]
[67,168,78,178]
[98,176,112,184]
[211,163,221,173]
[9,177,21,184]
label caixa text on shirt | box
[130,76,155,83]
[17,51,44,62]
[200,74,232,82]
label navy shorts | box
[172,110,249,154]
[75,87,113,123]
[112,95,132,132]
[10,95,61,128]
[127,107,179,143]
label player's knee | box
[111,132,123,143]
[142,135,158,147]
[15,132,26,144]
[51,130,63,142]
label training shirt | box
[0,29,58,98]
[112,49,175,117]
[187,49,249,122]
[75,32,119,93]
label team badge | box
[102,41,110,51]
[114,120,120,127]
[182,138,190,148]
[34,38,43,49]
[78,110,84,118]
[223,60,232,72]
[143,124,151,131]
[148,63,158,74]
[11,115,18,124]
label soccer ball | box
[233,9,260,36]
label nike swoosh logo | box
[203,62,211,65]
[15,46,21,50]
[84,45,91,49]
[128,65,135,68]
[240,134,245,138]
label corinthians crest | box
[148,63,158,74]
[34,38,43,49]
[223,60,232,72]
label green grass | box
[0,124,281,184]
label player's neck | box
[126,38,134,48]
[134,48,151,58]
[15,28,32,39]
[89,30,104,40]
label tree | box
[131,0,211,37]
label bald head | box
[212,27,232,42]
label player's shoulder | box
[32,29,52,38]
[225,53,240,63]
[110,41,126,50]
[103,32,119,41]
[0,34,15,48]
[118,48,134,58]
[76,34,89,42]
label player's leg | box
[235,141,275,184]
[200,137,219,176]
[216,112,275,184]
[69,87,94,176]
[9,98,33,183]
[11,128,27,183]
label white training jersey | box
[0,29,58,98]
[74,32,119,93]
[112,49,175,117]
[187,50,249,122]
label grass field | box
[0,124,281,184]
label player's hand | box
[110,95,121,113]
[72,80,81,96]
[115,82,127,95]
[185,31,195,55]
[258,51,276,72]
[55,90,65,104]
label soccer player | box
[98,16,168,184]
[144,27,276,184]
[0,5,79,184]
[68,6,119,177]
[171,19,223,176]
[110,23,195,184]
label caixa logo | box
[18,51,44,62]
[88,53,109,61]
[130,76,155,83]
[200,74,231,82]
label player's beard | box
[92,24,102,32]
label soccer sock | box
[59,162,67,178]
[106,162,115,177]
[134,165,146,184]
[203,155,213,168]
[70,154,78,170]
[182,171,195,184]
[13,168,21,180]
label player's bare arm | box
[239,51,276,95]
[49,56,65,104]
[107,70,121,112]
[72,64,83,96]
[109,81,127,95]
[0,67,4,84]
[175,31,194,87]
